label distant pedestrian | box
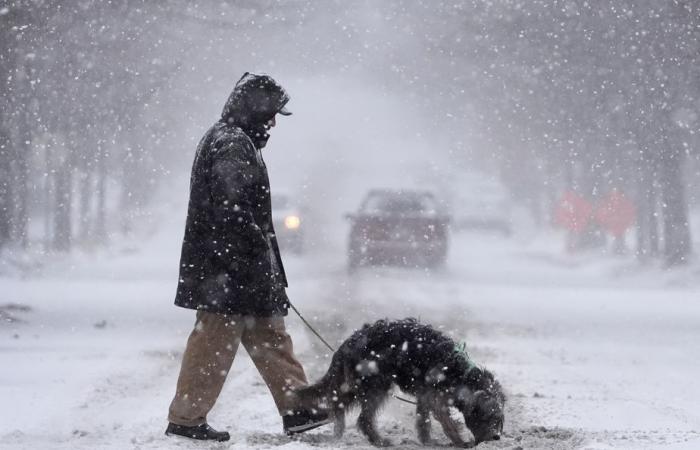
[594,189,636,254]
[165,73,328,442]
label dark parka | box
[175,73,290,316]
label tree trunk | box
[0,130,12,248]
[52,164,72,251]
[78,170,93,241]
[13,59,32,249]
[15,115,31,249]
[659,146,692,266]
[648,177,660,258]
[43,141,52,251]
[120,144,135,235]
[635,157,660,260]
[94,144,107,242]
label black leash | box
[288,301,336,353]
[288,300,417,406]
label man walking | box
[166,73,328,441]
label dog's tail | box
[296,380,327,405]
[296,350,348,406]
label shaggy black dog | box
[298,318,505,447]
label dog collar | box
[454,341,478,371]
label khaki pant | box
[168,311,308,427]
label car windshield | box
[362,192,437,215]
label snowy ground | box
[2,215,700,450]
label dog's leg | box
[357,391,391,447]
[333,406,346,438]
[415,392,432,445]
[433,402,469,448]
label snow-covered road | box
[2,227,699,449]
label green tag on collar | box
[454,341,477,371]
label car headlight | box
[284,215,301,229]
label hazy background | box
[2,0,698,269]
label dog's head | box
[460,389,504,444]
[454,368,505,445]
[447,345,506,444]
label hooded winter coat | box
[174,73,291,316]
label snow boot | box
[283,410,331,435]
[165,422,230,441]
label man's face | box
[264,115,277,131]
[253,114,277,149]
